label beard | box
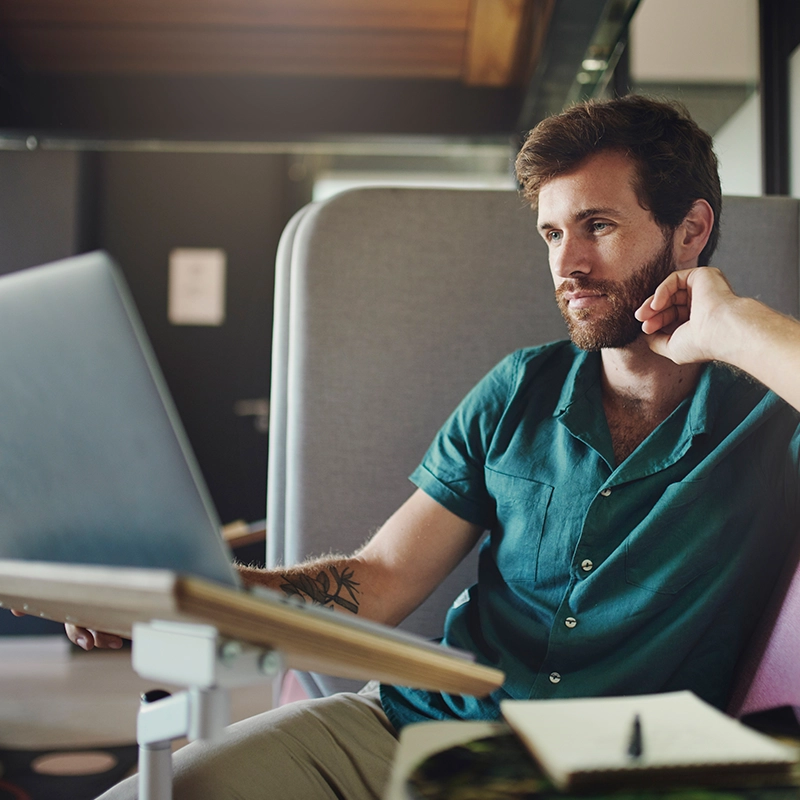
[555,238,676,351]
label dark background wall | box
[0,149,81,272]
[91,150,299,527]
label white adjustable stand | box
[132,620,284,800]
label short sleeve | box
[410,350,522,528]
[784,411,800,517]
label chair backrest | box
[268,187,800,697]
[728,539,800,722]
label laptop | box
[0,252,508,695]
[0,251,240,588]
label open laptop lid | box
[0,252,240,588]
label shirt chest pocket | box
[624,477,721,595]
[485,469,554,582]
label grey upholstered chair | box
[267,187,800,698]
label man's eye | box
[547,231,562,242]
[592,222,610,232]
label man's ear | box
[674,199,714,266]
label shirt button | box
[565,617,577,628]
[581,559,594,572]
[549,672,562,684]
[600,488,612,497]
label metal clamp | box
[132,620,284,800]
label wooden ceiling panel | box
[0,0,547,87]
[465,0,526,86]
[0,0,471,30]
[4,27,466,79]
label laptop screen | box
[0,252,240,588]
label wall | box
[630,0,759,85]
[92,150,302,527]
[0,148,302,528]
[0,149,82,273]
[0,149,84,635]
[715,90,763,196]
[630,0,762,195]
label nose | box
[550,234,592,279]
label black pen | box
[628,713,643,759]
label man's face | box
[555,237,675,350]
[536,150,677,351]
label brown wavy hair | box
[515,95,722,264]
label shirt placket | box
[528,478,618,697]
[524,356,715,698]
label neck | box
[600,337,702,416]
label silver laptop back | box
[0,252,240,588]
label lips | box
[562,290,608,309]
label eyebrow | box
[537,207,622,232]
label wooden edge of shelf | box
[0,561,504,696]
[176,576,505,696]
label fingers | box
[65,624,89,649]
[636,277,689,319]
[643,330,673,360]
[651,288,689,315]
[66,624,94,650]
[66,624,125,651]
[10,613,125,651]
[635,269,698,336]
[636,291,689,334]
[10,614,124,651]
[93,631,125,649]
[650,274,691,313]
[639,267,732,318]
[639,304,690,335]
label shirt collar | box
[686,361,740,436]
[554,349,612,466]
[552,346,750,477]
[554,349,740,427]
[554,346,599,418]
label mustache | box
[555,277,620,298]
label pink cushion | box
[728,549,800,721]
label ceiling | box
[0,0,550,87]
[0,0,630,142]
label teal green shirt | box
[381,342,800,729]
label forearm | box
[712,296,800,413]
[237,550,440,628]
[639,267,800,412]
[237,554,373,619]
[236,491,482,628]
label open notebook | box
[501,691,799,791]
[0,253,503,695]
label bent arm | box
[66,489,482,649]
[711,297,800,412]
[636,267,800,413]
[239,488,484,627]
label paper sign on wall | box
[168,248,226,326]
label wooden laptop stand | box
[0,559,504,800]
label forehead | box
[537,150,643,222]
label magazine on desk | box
[388,691,800,799]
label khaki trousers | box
[97,684,398,800]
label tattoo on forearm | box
[280,566,361,614]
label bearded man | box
[88,95,800,800]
